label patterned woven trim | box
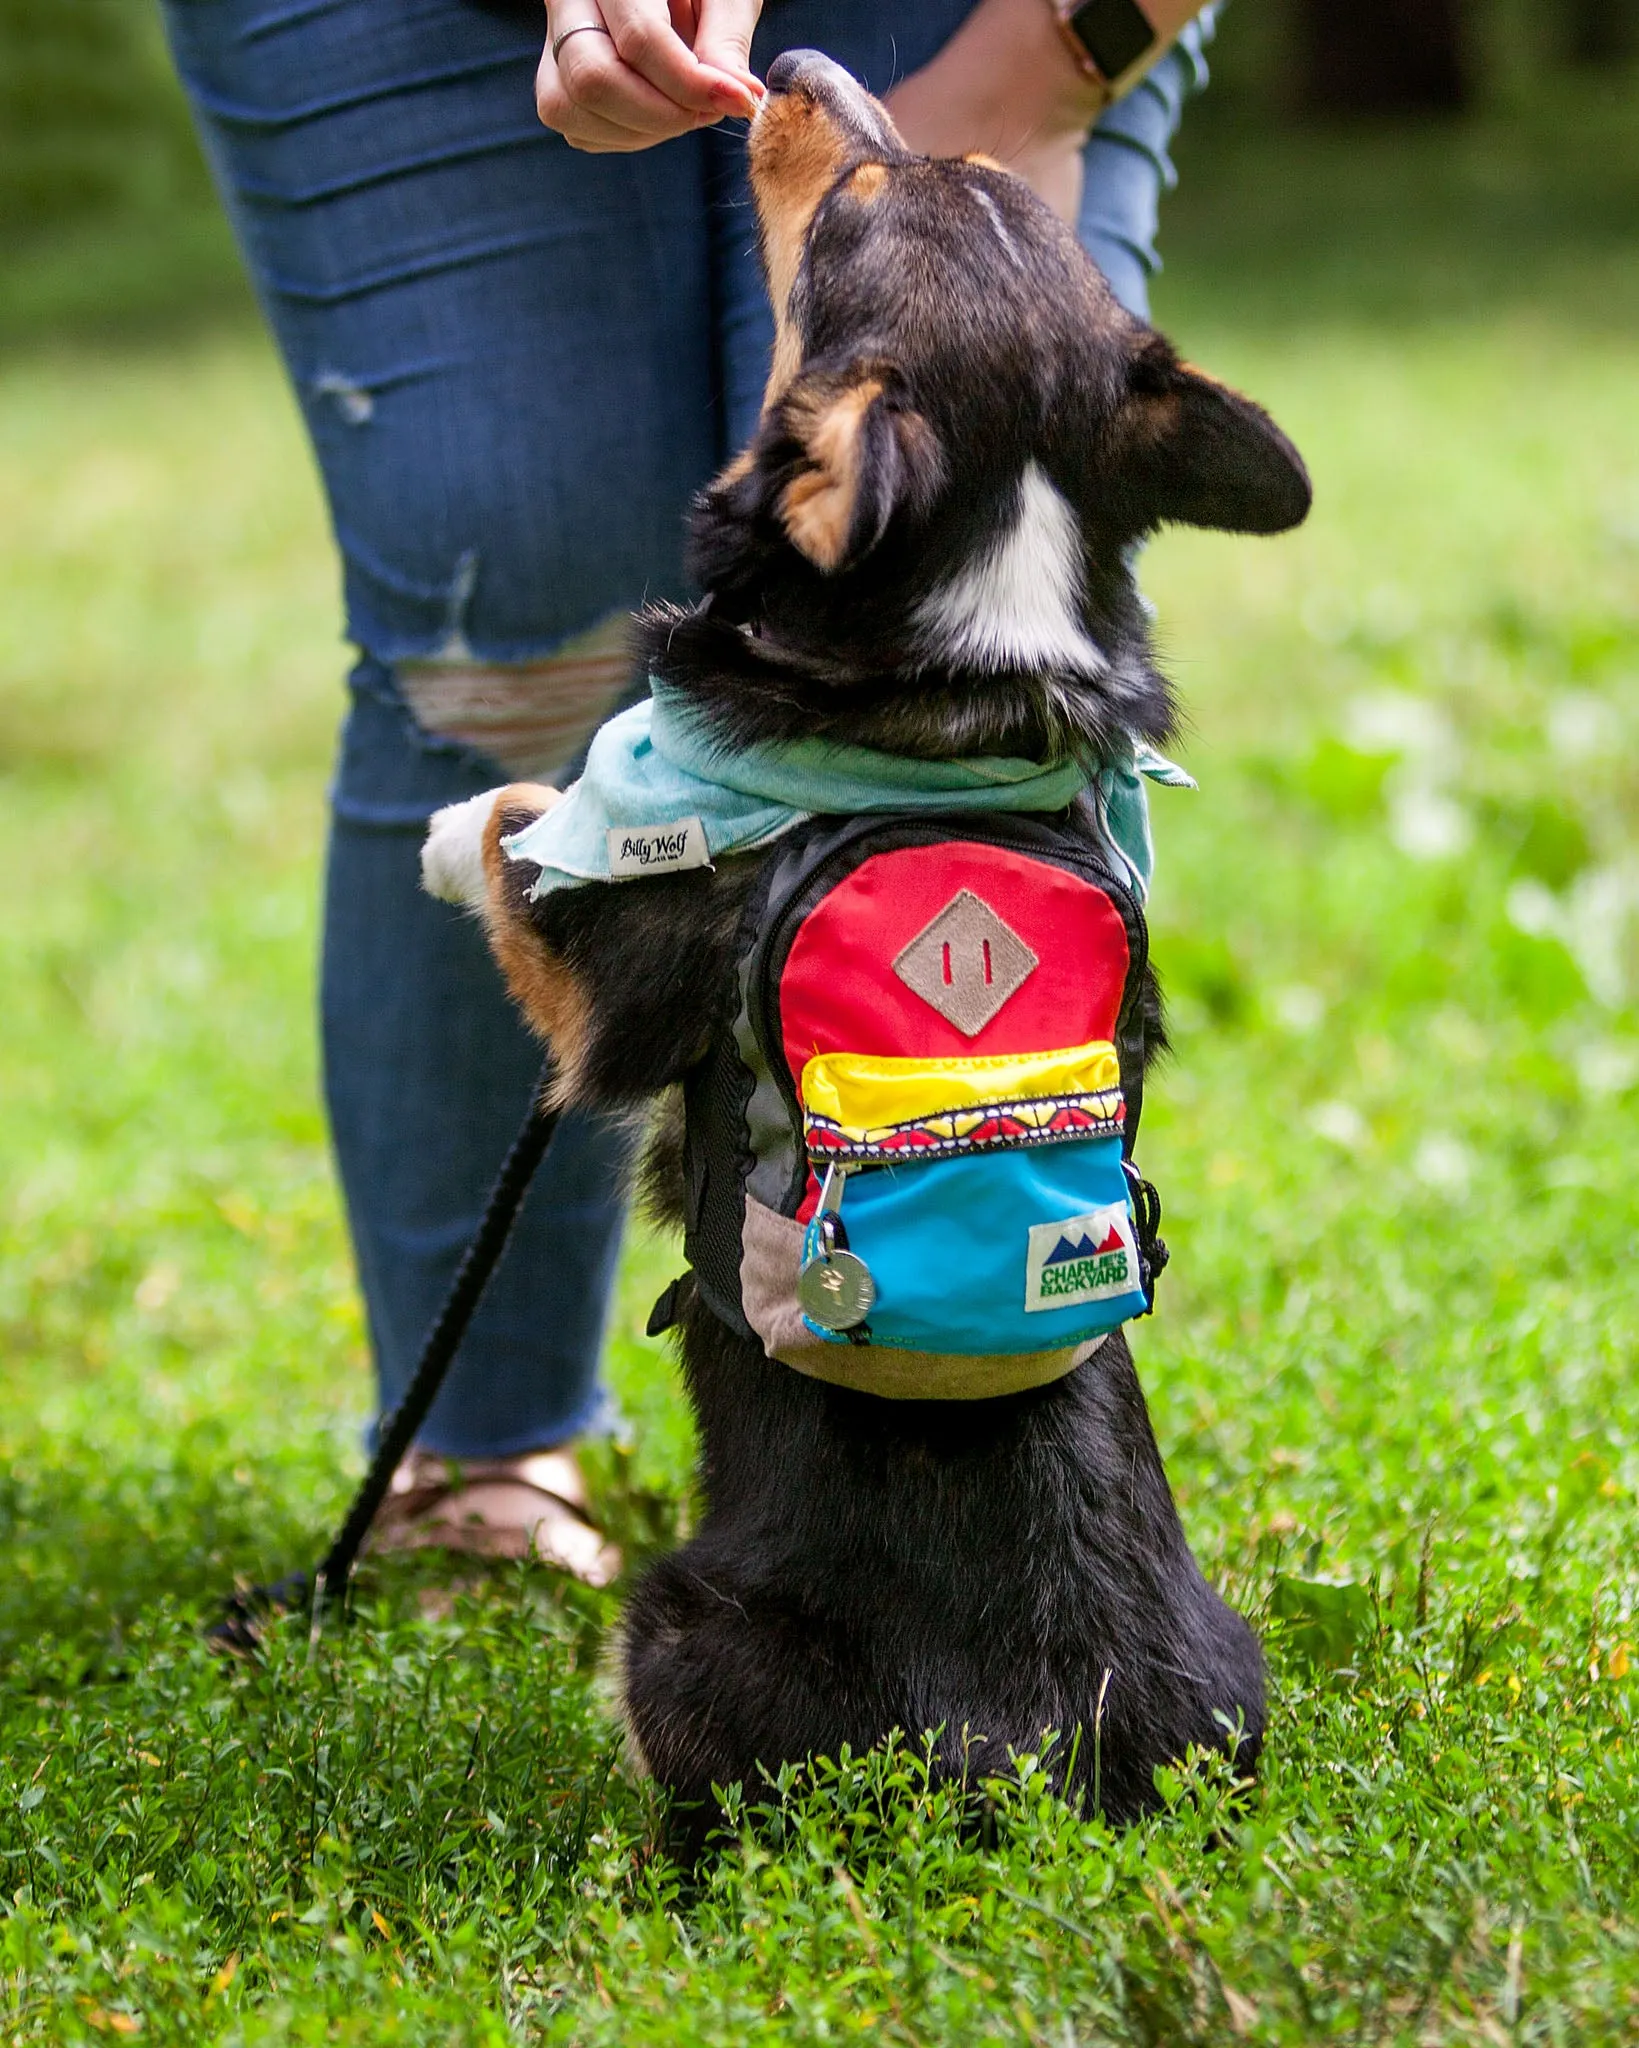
[806,1086,1125,1164]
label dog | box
[423,50,1310,1838]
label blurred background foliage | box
[1212,0,1639,114]
[0,0,200,228]
[0,0,234,343]
[3,0,1639,348]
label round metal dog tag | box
[797,1250,876,1332]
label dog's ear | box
[691,366,943,588]
[1117,342,1311,536]
[775,371,943,572]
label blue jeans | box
[162,0,1212,1456]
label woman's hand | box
[538,0,764,153]
[886,0,1107,223]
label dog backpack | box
[676,810,1165,1400]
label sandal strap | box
[371,1452,601,1538]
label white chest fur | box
[914,462,1109,679]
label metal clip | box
[797,1162,875,1333]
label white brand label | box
[606,816,711,880]
[1024,1203,1139,1313]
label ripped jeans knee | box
[397,610,639,785]
[332,614,643,836]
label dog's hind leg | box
[617,1546,875,1839]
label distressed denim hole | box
[313,370,375,424]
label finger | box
[553,10,722,128]
[598,0,759,116]
[540,0,757,139]
[563,56,716,136]
[691,0,762,93]
[558,99,695,149]
[541,40,705,141]
[536,58,699,146]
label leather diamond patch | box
[892,890,1039,1037]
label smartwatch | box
[1052,0,1208,101]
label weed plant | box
[1,81,1636,2047]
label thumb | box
[691,0,762,92]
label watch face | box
[1067,0,1157,81]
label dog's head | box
[662,51,1310,760]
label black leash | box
[210,1060,559,1655]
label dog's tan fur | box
[748,86,856,408]
[779,375,886,569]
[478,787,591,1102]
[844,160,890,204]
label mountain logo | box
[1042,1222,1127,1267]
[1024,1204,1139,1313]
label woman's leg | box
[320,663,631,1458]
[161,0,717,1459]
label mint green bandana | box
[503,678,1191,903]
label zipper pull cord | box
[1122,1158,1169,1313]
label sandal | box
[367,1448,621,1587]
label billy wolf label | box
[606,816,711,879]
[1023,1204,1140,1312]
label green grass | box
[3,84,1638,2046]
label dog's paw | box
[421,790,509,907]
[423,783,562,907]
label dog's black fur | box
[465,53,1309,1840]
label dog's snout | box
[764,48,843,98]
[763,48,813,96]
[759,49,897,149]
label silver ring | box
[551,21,614,61]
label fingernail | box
[701,64,760,98]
